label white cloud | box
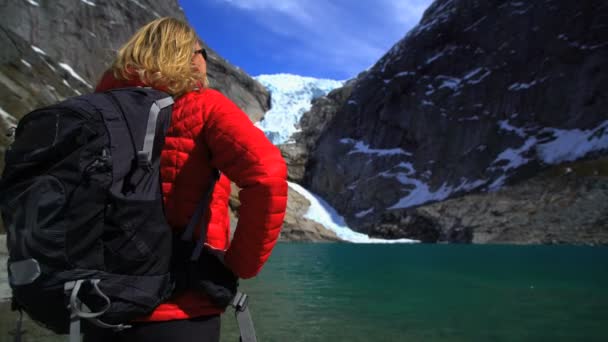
[213,0,433,78]
[222,0,313,24]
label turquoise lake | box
[221,243,608,342]
[2,243,607,341]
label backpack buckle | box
[231,292,249,312]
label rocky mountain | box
[0,0,270,172]
[300,0,608,243]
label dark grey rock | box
[278,143,308,183]
[364,209,442,243]
[418,159,608,245]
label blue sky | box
[179,0,433,80]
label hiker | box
[89,17,288,341]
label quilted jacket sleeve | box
[205,174,232,251]
[201,90,288,279]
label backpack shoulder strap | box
[180,168,221,261]
[138,96,174,167]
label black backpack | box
[1,88,257,342]
[0,88,176,333]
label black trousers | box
[82,315,220,342]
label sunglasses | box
[194,48,208,61]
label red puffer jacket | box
[96,72,288,320]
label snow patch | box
[489,174,508,190]
[20,59,32,68]
[490,137,537,172]
[395,71,416,77]
[129,0,161,18]
[0,107,18,125]
[537,120,608,164]
[25,0,39,6]
[457,116,480,122]
[426,51,445,64]
[488,120,608,188]
[508,78,546,91]
[498,119,526,137]
[31,45,56,71]
[464,67,491,84]
[31,45,47,56]
[508,81,537,90]
[355,208,374,218]
[341,139,412,156]
[437,76,461,90]
[394,162,415,174]
[388,176,486,210]
[58,63,93,89]
[464,16,487,32]
[62,80,82,95]
[288,182,417,244]
[81,0,95,6]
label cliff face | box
[1,0,185,85]
[303,0,608,242]
[0,0,270,172]
[281,81,355,183]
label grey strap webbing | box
[65,280,131,342]
[10,309,24,342]
[139,97,174,163]
[231,292,257,342]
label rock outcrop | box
[279,81,355,183]
[364,158,608,245]
[303,0,608,242]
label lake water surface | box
[2,243,607,341]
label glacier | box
[254,73,343,144]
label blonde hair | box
[111,17,207,96]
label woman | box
[90,17,288,341]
